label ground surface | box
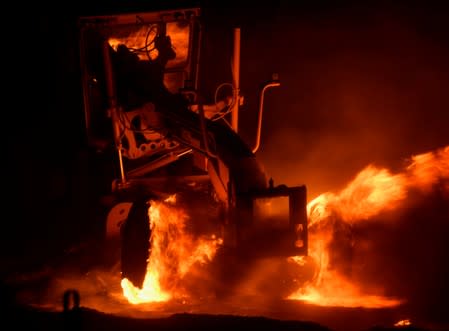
[1,250,447,331]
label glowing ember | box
[121,195,222,304]
[109,25,159,60]
[289,145,449,307]
[394,319,411,327]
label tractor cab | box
[78,7,308,289]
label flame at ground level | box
[288,267,403,308]
[291,285,402,308]
[122,270,169,304]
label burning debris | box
[394,319,412,327]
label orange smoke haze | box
[288,145,449,307]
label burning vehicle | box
[78,7,308,302]
[3,5,449,331]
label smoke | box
[349,185,449,322]
[4,4,449,331]
[297,145,449,322]
[239,3,449,199]
[236,6,449,317]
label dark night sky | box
[252,2,449,198]
[3,1,449,269]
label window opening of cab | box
[106,21,191,94]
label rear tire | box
[120,198,151,288]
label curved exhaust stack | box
[253,74,281,154]
[231,27,240,133]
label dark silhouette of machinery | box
[79,7,308,288]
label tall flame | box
[122,196,222,304]
[289,145,449,307]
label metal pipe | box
[252,80,281,154]
[127,148,193,178]
[79,29,91,139]
[193,18,202,91]
[102,40,126,184]
[231,27,240,133]
[199,103,218,159]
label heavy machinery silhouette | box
[78,7,308,289]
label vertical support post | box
[290,186,308,255]
[231,27,240,133]
[103,40,126,185]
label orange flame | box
[289,145,449,307]
[289,231,403,307]
[109,25,159,60]
[108,22,189,64]
[122,196,222,304]
[307,166,409,227]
